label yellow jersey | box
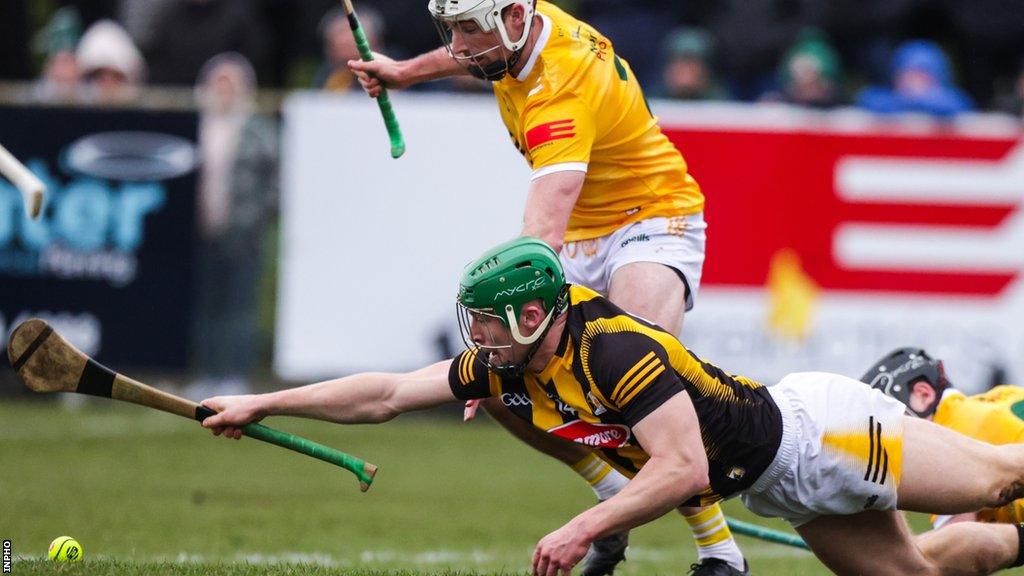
[448,285,782,506]
[933,386,1024,445]
[492,1,704,242]
[933,386,1024,524]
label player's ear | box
[521,300,546,329]
[911,381,937,414]
[504,3,525,25]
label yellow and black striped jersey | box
[448,284,782,505]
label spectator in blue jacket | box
[857,40,975,118]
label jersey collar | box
[515,13,552,82]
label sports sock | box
[571,453,629,501]
[684,504,746,571]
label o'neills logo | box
[548,420,630,448]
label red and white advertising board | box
[665,106,1024,391]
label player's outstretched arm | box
[532,393,709,576]
[201,360,457,438]
[348,48,467,98]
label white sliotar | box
[0,142,46,219]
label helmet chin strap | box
[466,46,523,81]
[505,304,554,345]
[491,296,564,378]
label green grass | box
[0,399,1015,575]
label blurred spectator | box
[119,0,176,49]
[655,27,727,101]
[704,0,826,101]
[76,19,146,105]
[941,0,1024,108]
[993,58,1024,119]
[189,52,278,399]
[766,29,844,108]
[857,39,975,117]
[32,7,83,103]
[313,6,384,91]
[141,0,270,86]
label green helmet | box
[456,237,567,376]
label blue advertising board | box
[0,105,198,369]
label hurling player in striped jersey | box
[348,1,730,573]
[203,237,1024,576]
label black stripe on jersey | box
[871,420,883,483]
[863,416,890,486]
[864,416,875,481]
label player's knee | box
[983,446,1024,509]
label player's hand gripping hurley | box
[8,318,378,491]
[342,0,405,158]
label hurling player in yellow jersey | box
[861,348,1024,528]
[348,1,723,573]
[203,237,1024,576]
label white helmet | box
[427,0,536,80]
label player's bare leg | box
[898,417,1024,515]
[609,262,747,574]
[916,523,1020,574]
[794,417,1024,575]
[798,509,1021,575]
[607,261,688,334]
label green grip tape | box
[349,12,405,159]
[726,518,808,550]
[242,421,377,491]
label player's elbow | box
[669,455,709,502]
[372,398,402,423]
[684,464,710,499]
[542,234,564,254]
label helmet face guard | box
[456,291,565,377]
[456,236,567,377]
[428,0,535,81]
[859,347,951,418]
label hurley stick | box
[726,518,809,550]
[342,0,406,159]
[0,142,46,219]
[8,318,378,491]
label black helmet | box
[859,347,951,418]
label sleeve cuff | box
[531,162,588,181]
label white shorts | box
[741,372,907,527]
[560,214,707,311]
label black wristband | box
[1014,524,1024,567]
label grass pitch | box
[1,399,1017,575]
